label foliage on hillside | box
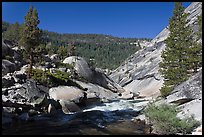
[2,21,151,70]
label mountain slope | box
[109,2,202,98]
[2,22,151,70]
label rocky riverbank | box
[2,39,147,134]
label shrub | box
[48,69,71,83]
[144,103,200,135]
[30,68,72,87]
[30,69,50,85]
[160,85,174,97]
[55,62,74,70]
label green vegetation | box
[30,68,84,89]
[159,2,202,97]
[187,14,202,74]
[19,5,42,78]
[2,20,151,70]
[2,22,22,42]
[144,103,200,135]
[197,14,202,39]
[31,69,49,86]
[55,62,74,70]
[2,21,10,32]
[30,68,71,87]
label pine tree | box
[159,2,195,97]
[197,14,202,40]
[188,14,202,73]
[20,6,42,78]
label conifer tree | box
[20,6,42,78]
[197,14,202,39]
[159,2,196,97]
[188,14,202,73]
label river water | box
[2,99,152,135]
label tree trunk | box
[28,51,33,79]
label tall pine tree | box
[188,14,202,73]
[159,2,197,97]
[20,6,42,78]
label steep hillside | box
[2,22,151,70]
[109,2,202,97]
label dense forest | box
[2,21,151,70]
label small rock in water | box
[47,104,56,114]
[59,100,81,114]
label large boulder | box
[63,56,125,93]
[3,79,48,107]
[49,86,85,103]
[118,90,134,100]
[2,59,16,76]
[2,40,14,58]
[2,73,15,88]
[59,100,81,114]
[92,70,125,93]
[63,56,93,81]
[74,80,119,102]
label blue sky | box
[2,2,191,38]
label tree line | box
[2,13,151,70]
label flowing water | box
[2,99,152,135]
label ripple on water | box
[3,99,151,135]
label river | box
[2,99,152,135]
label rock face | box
[109,2,202,98]
[110,38,165,97]
[2,40,14,58]
[59,100,81,114]
[2,79,48,106]
[166,69,202,104]
[2,40,24,76]
[166,69,202,123]
[177,99,202,122]
[2,59,16,76]
[154,69,202,123]
[63,56,93,81]
[49,86,85,103]
[2,73,15,88]
[63,56,125,93]
[74,80,119,101]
